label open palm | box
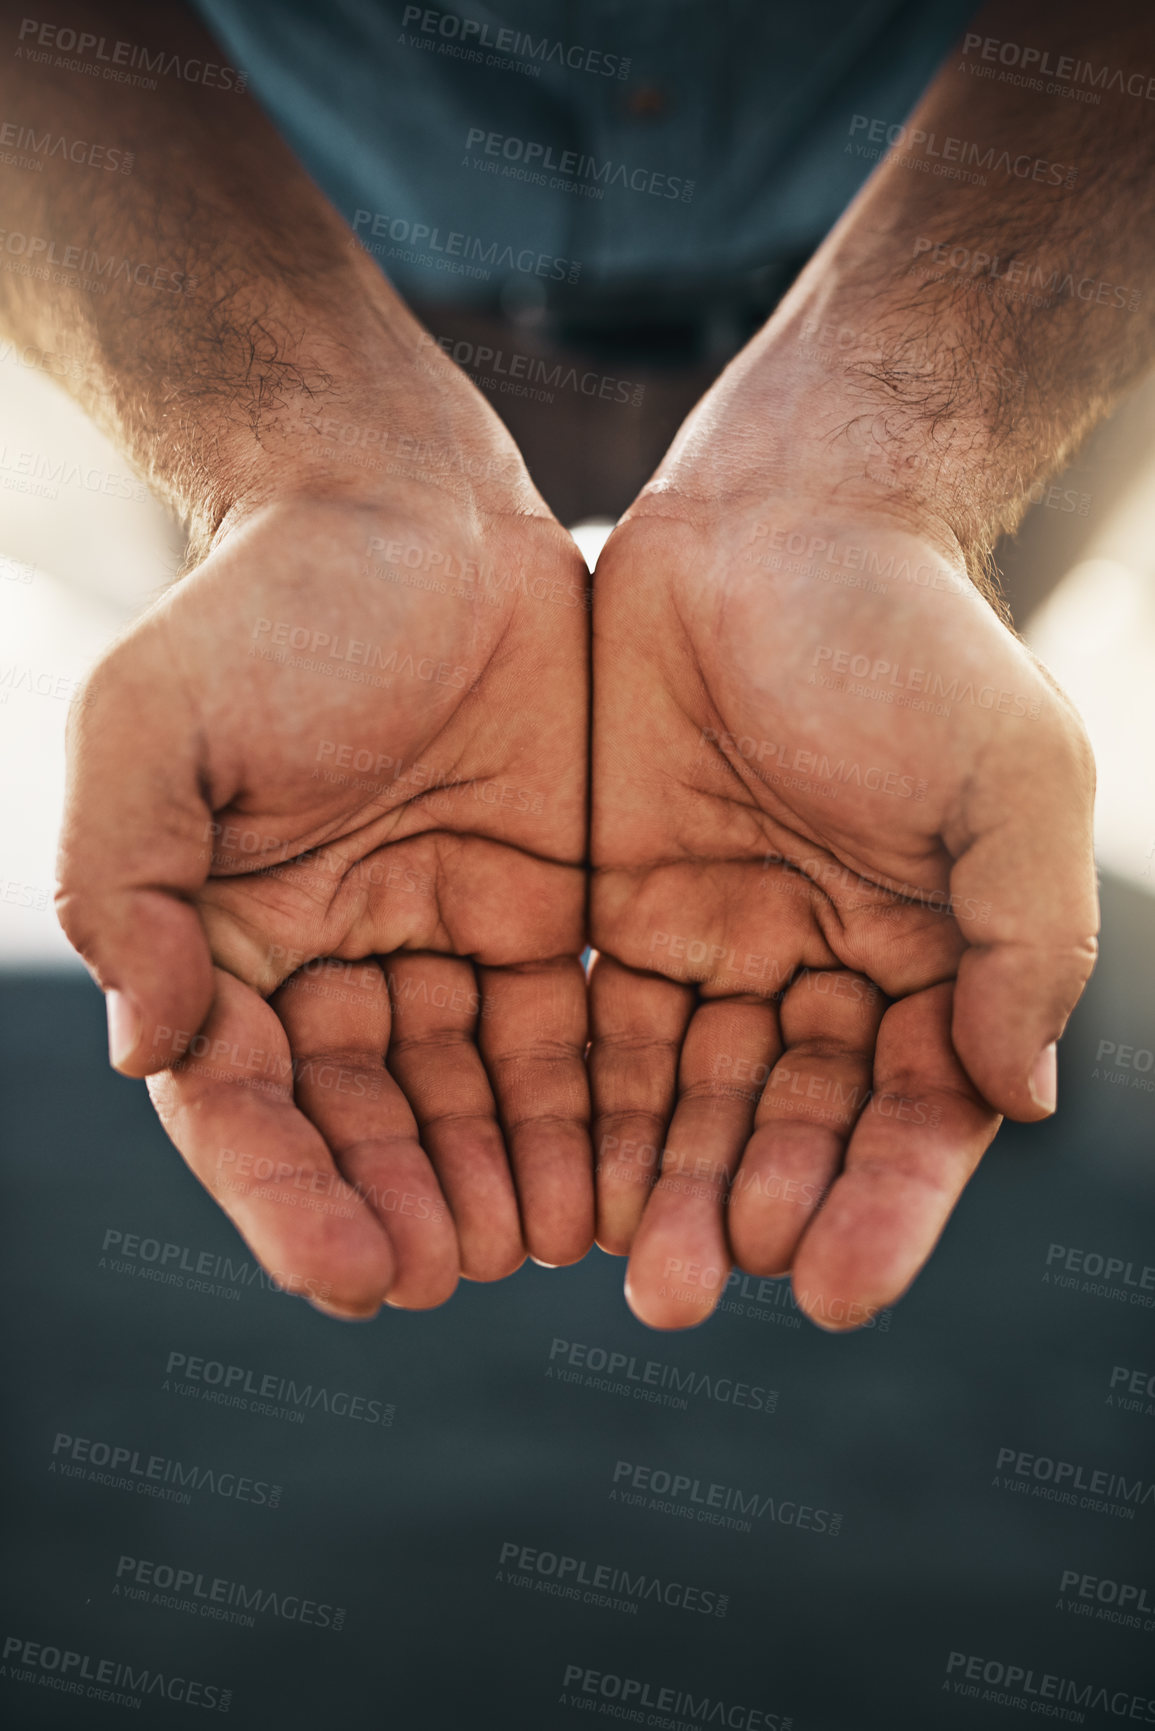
[591,491,1097,1329]
[58,482,592,1316]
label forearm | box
[732,0,1155,572]
[0,0,518,550]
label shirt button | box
[625,82,670,118]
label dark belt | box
[407,253,808,521]
[483,254,811,368]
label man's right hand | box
[588,337,1100,1331]
[57,470,593,1318]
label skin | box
[589,343,1097,1330]
[4,0,1153,1327]
[59,474,594,1317]
[0,0,600,1319]
[583,0,1155,1329]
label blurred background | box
[2,331,1154,1729]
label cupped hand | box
[58,472,593,1317]
[590,396,1098,1330]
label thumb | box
[55,629,216,1077]
[948,716,1098,1121]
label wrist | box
[65,238,536,557]
[741,304,1018,571]
[196,336,536,559]
[644,315,976,577]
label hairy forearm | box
[745,0,1155,571]
[0,0,511,548]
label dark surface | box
[1,874,1154,1730]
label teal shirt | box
[191,0,980,305]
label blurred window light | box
[1026,556,1155,895]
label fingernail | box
[106,989,142,1069]
[1029,1043,1058,1114]
[307,1297,378,1323]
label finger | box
[949,715,1098,1120]
[148,968,396,1318]
[791,983,999,1330]
[478,957,592,1268]
[588,955,695,1255]
[625,997,781,1331]
[273,961,458,1310]
[729,968,885,1278]
[56,625,215,1076]
[384,952,524,1284]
